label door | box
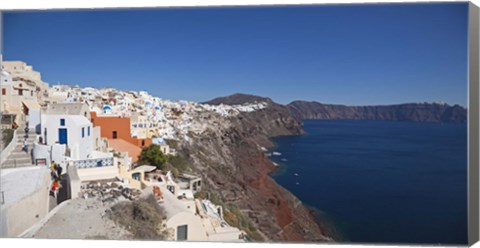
[177,225,188,241]
[58,128,68,145]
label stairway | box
[1,123,36,169]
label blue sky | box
[2,3,468,106]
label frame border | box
[468,1,480,246]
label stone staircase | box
[1,123,36,169]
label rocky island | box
[287,100,467,123]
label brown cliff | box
[175,94,332,242]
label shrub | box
[2,129,14,147]
[137,144,168,170]
[109,195,169,240]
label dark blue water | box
[270,120,467,245]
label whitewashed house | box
[0,64,37,113]
[33,103,116,181]
[40,114,94,160]
[0,68,14,113]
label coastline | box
[265,119,468,245]
[265,133,336,242]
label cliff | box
[287,101,467,123]
[206,93,272,106]
[176,93,331,242]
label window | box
[18,89,23,96]
[88,126,90,136]
[132,172,141,181]
[112,131,117,139]
[1,88,5,95]
[141,140,145,146]
[177,225,188,241]
[60,119,65,126]
[82,127,85,138]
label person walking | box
[55,163,63,177]
[51,180,60,198]
[24,125,29,139]
[22,139,28,153]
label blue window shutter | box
[82,127,85,138]
[60,119,65,126]
[88,126,91,136]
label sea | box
[269,120,468,245]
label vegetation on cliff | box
[109,195,170,240]
[137,144,191,177]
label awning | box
[133,165,157,173]
[5,104,22,114]
[22,100,41,110]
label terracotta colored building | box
[108,138,142,163]
[90,112,152,149]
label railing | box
[0,129,17,165]
[70,157,114,169]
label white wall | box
[76,165,119,182]
[166,212,208,241]
[0,72,13,112]
[32,143,67,169]
[28,108,41,133]
[67,165,81,199]
[41,114,93,160]
[0,168,50,237]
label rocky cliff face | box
[176,94,330,242]
[287,101,467,123]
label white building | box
[196,199,245,242]
[158,183,208,241]
[0,69,13,113]
[40,114,94,160]
[0,67,38,114]
[1,58,43,132]
[34,112,116,181]
[2,60,49,94]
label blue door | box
[58,128,68,145]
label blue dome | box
[103,105,112,110]
[153,137,166,145]
[154,106,160,110]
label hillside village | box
[0,58,269,241]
